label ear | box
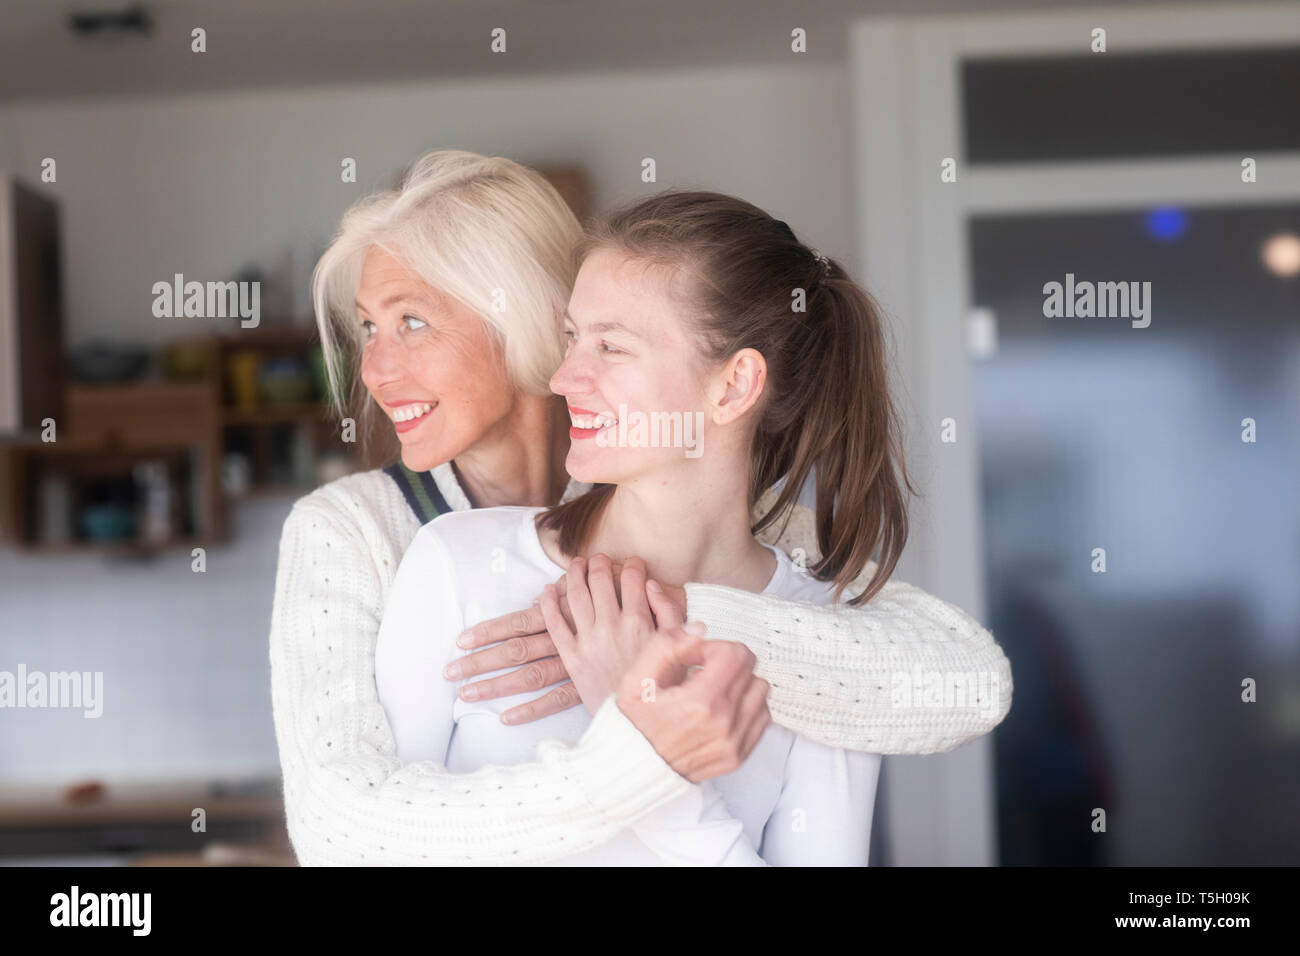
[706,348,766,426]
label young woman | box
[374,190,912,864]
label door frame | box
[848,1,1300,865]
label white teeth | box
[570,412,618,429]
[392,402,434,423]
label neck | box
[583,458,774,592]
[454,394,571,508]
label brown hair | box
[538,190,915,604]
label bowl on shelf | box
[79,503,135,541]
[258,356,313,405]
[67,342,149,384]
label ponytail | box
[750,269,913,604]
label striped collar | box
[384,460,592,524]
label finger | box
[607,561,624,603]
[631,627,705,691]
[619,557,652,625]
[448,632,558,681]
[565,557,595,633]
[685,639,756,711]
[645,579,684,629]
[688,702,769,782]
[679,679,767,781]
[460,655,571,703]
[457,606,546,650]
[538,583,577,659]
[500,681,584,725]
[557,588,577,632]
[586,553,619,622]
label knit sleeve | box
[683,504,1013,756]
[268,497,694,866]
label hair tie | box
[810,248,830,276]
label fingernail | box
[500,712,515,725]
[683,621,706,636]
[461,685,479,701]
[455,633,471,648]
[444,661,462,679]
[647,579,662,593]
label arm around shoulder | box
[684,504,1012,755]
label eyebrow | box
[355,292,438,313]
[563,310,644,339]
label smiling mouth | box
[390,402,437,429]
[569,411,618,430]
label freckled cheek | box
[427,347,513,425]
[409,336,475,392]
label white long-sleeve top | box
[375,505,881,866]
[268,466,1011,865]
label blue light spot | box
[1146,207,1187,241]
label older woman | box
[269,149,1011,866]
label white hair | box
[312,150,582,420]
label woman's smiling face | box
[549,247,713,484]
[356,246,517,472]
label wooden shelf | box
[7,535,206,557]
[1,329,391,552]
[221,402,330,425]
[210,325,318,348]
[0,778,294,865]
[0,780,282,828]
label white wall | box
[0,492,296,784]
[0,63,853,346]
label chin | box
[399,442,448,473]
[565,450,613,486]
[568,448,652,488]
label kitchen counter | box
[0,778,296,865]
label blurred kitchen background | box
[0,0,1297,866]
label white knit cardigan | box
[269,467,1012,865]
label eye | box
[360,319,376,338]
[599,341,624,355]
[403,314,427,331]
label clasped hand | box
[446,554,687,722]
[445,554,773,782]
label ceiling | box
[0,0,1189,103]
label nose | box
[360,327,404,400]
[548,340,591,398]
